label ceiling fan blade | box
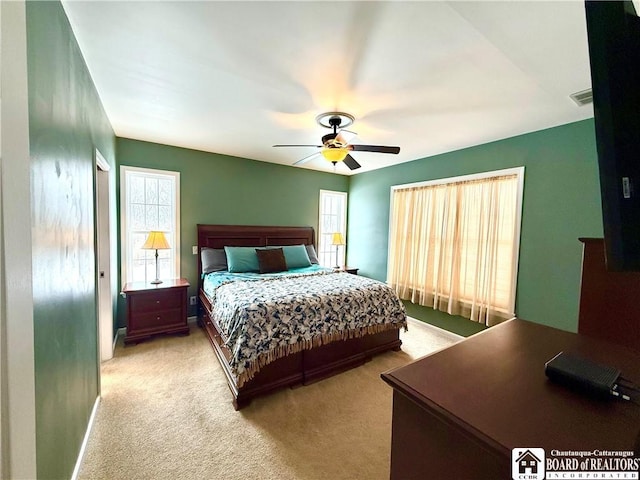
[273,144,322,148]
[335,129,357,145]
[349,144,400,154]
[293,152,321,166]
[343,155,361,171]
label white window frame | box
[318,189,348,268]
[120,166,180,284]
[388,167,525,317]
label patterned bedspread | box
[204,269,407,387]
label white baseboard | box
[112,327,125,351]
[406,316,464,341]
[71,396,100,480]
[187,315,198,325]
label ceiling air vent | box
[570,88,593,106]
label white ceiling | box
[62,1,597,175]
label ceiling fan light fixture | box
[321,148,348,162]
[275,111,398,171]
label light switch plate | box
[192,246,198,255]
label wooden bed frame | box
[197,224,403,409]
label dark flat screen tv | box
[585,1,640,271]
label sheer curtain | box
[388,172,522,326]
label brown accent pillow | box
[255,248,287,274]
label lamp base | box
[150,279,163,285]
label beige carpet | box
[78,319,459,480]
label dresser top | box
[122,278,190,293]
[382,318,640,455]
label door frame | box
[1,2,37,477]
[95,149,114,364]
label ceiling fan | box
[273,112,400,171]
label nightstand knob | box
[156,300,160,304]
[157,316,160,320]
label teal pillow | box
[282,245,311,269]
[224,246,260,273]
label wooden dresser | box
[122,278,190,344]
[381,319,640,479]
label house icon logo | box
[512,448,545,480]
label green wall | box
[348,119,603,333]
[116,138,349,324]
[26,2,116,478]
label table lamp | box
[142,231,171,284]
[331,232,345,269]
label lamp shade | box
[321,148,349,162]
[331,232,345,246]
[141,231,171,250]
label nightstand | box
[337,266,359,275]
[122,278,190,344]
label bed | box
[197,224,407,409]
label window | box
[388,167,524,326]
[121,166,180,284]
[318,190,347,267]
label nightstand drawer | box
[132,308,184,331]
[130,288,183,313]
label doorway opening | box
[95,150,113,362]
